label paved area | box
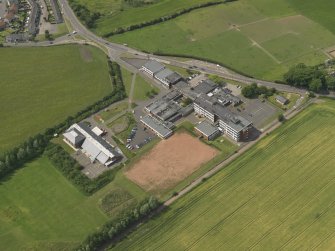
[234,98,278,129]
[73,150,110,179]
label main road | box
[56,0,305,94]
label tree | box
[283,63,315,87]
[278,114,285,122]
[326,76,335,90]
[309,78,322,93]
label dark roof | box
[50,0,63,23]
[6,32,29,42]
[194,79,218,94]
[166,72,182,84]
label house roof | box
[143,60,165,74]
[195,121,219,137]
[276,95,288,104]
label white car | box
[72,30,77,34]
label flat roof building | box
[195,121,220,140]
[155,68,182,88]
[145,90,183,122]
[194,79,218,94]
[141,60,165,76]
[193,94,252,141]
[141,115,173,139]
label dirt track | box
[126,133,218,192]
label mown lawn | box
[0,156,147,250]
[112,99,335,250]
[132,74,159,101]
[110,0,335,80]
[0,45,112,153]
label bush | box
[45,144,119,195]
[68,0,101,28]
[241,83,276,98]
[0,134,48,179]
[75,197,161,251]
[278,114,285,122]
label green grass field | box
[121,67,159,101]
[112,99,335,250]
[0,45,112,153]
[133,74,159,101]
[0,156,147,250]
[76,0,216,36]
[110,0,335,80]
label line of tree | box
[75,197,161,251]
[103,1,235,38]
[283,63,335,93]
[0,60,126,182]
[241,83,276,98]
[45,144,119,195]
[0,134,49,179]
[124,0,158,8]
[68,0,101,28]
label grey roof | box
[194,80,218,94]
[174,81,198,100]
[217,106,252,132]
[26,0,40,35]
[276,95,288,104]
[194,94,216,113]
[143,60,165,74]
[155,68,174,80]
[195,121,220,137]
[216,91,241,106]
[63,128,85,146]
[141,115,173,138]
[6,33,29,42]
[50,0,63,24]
[194,94,251,132]
[145,91,183,121]
[166,72,182,84]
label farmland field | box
[0,156,146,250]
[0,45,112,153]
[110,0,335,80]
[113,99,335,250]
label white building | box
[63,123,121,166]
